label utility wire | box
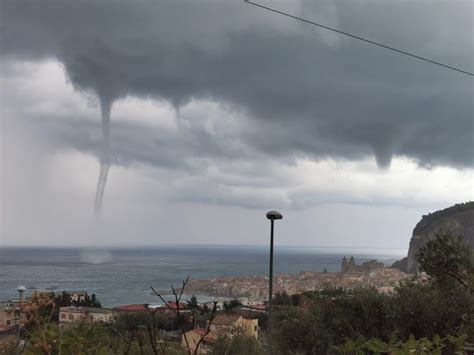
[244,0,474,77]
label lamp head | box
[266,210,283,220]
[17,285,26,293]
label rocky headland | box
[392,202,474,273]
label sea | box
[0,246,406,307]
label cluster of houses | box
[0,291,262,353]
[183,313,259,353]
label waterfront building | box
[59,306,114,323]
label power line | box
[244,0,474,77]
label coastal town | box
[185,257,409,302]
[0,256,410,353]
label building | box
[59,306,114,323]
[182,328,216,354]
[242,318,258,339]
[341,256,384,273]
[209,314,258,339]
[113,302,187,314]
[0,300,26,329]
[0,301,22,327]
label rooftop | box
[167,301,188,310]
[59,306,113,314]
[113,304,150,312]
[211,314,242,326]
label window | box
[254,325,257,331]
[6,320,11,325]
[61,313,66,319]
[68,314,74,320]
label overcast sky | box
[1,0,473,250]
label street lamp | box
[266,210,282,355]
[16,286,26,303]
[16,286,26,336]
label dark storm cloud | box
[1,0,473,168]
[22,113,259,173]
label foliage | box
[150,276,218,355]
[187,295,199,310]
[20,291,102,324]
[271,232,474,354]
[390,279,472,339]
[223,299,242,313]
[0,336,24,355]
[201,304,210,314]
[273,292,292,306]
[21,320,187,355]
[331,334,469,354]
[74,293,102,308]
[210,335,265,355]
[417,231,473,291]
[272,288,393,354]
[273,291,303,307]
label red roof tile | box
[113,304,149,312]
[167,301,188,310]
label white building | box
[59,306,114,323]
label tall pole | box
[266,210,282,355]
[268,218,274,355]
[16,286,26,337]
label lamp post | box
[17,286,26,303]
[266,210,282,355]
[16,285,26,337]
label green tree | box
[187,295,199,310]
[201,304,210,315]
[223,299,242,313]
[210,335,265,355]
[417,231,473,291]
[273,292,291,306]
[391,279,470,339]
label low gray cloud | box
[1,0,472,170]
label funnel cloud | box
[0,0,473,247]
[94,97,113,214]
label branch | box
[145,305,161,355]
[124,330,135,355]
[446,269,469,291]
[146,324,158,355]
[193,301,218,355]
[150,276,192,354]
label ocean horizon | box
[0,245,406,307]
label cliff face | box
[396,202,474,273]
